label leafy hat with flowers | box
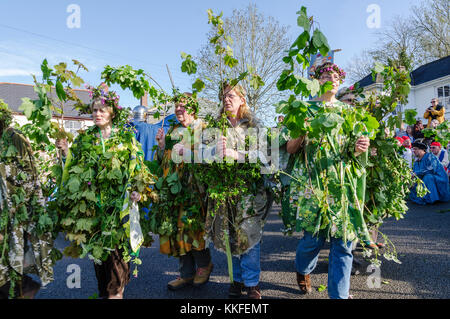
[76,83,130,125]
[310,62,346,83]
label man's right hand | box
[156,128,165,149]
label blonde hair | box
[219,83,255,126]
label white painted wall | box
[404,75,450,123]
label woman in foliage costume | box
[203,83,273,299]
[0,101,57,298]
[280,63,375,299]
[57,84,156,299]
[153,93,213,291]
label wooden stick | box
[161,64,176,128]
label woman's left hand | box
[130,191,141,203]
[355,136,370,155]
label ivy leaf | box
[61,217,76,226]
[75,218,94,232]
[312,29,330,56]
[224,55,239,68]
[192,79,205,93]
[249,74,265,90]
[38,214,53,228]
[404,109,418,125]
[170,182,181,194]
[18,98,36,119]
[297,10,310,32]
[84,191,97,202]
[69,166,84,174]
[41,59,52,81]
[92,245,103,260]
[67,177,81,193]
[55,80,67,102]
[181,52,198,75]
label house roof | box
[0,82,92,119]
[357,55,450,88]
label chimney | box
[140,91,148,107]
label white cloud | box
[0,68,40,77]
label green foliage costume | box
[0,127,57,296]
[56,125,156,268]
[152,119,209,257]
[280,101,379,244]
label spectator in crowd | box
[430,119,440,129]
[409,140,450,205]
[400,136,413,168]
[412,120,425,140]
[405,125,415,143]
[430,142,449,172]
[395,123,407,138]
[424,98,445,127]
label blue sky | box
[0,0,421,109]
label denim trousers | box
[231,242,261,287]
[179,248,212,278]
[295,231,353,299]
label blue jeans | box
[295,232,353,299]
[231,242,261,287]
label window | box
[437,84,450,115]
[64,120,82,136]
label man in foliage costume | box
[154,92,213,291]
[0,100,56,298]
[280,63,374,299]
[56,84,157,299]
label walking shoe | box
[246,285,262,299]
[193,263,214,287]
[296,272,312,294]
[167,277,194,291]
[228,281,244,298]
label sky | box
[0,0,423,110]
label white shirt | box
[402,148,412,168]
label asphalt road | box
[35,200,450,299]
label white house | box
[357,55,450,123]
[0,82,93,136]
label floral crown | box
[87,83,122,111]
[310,63,346,83]
[76,83,130,125]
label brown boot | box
[167,277,194,291]
[193,263,213,287]
[246,285,262,299]
[296,272,312,294]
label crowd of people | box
[391,98,450,205]
[1,61,449,301]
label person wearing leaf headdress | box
[56,84,157,299]
[280,62,376,299]
[153,92,213,291]
[201,83,273,300]
[0,100,56,299]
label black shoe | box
[228,281,244,298]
